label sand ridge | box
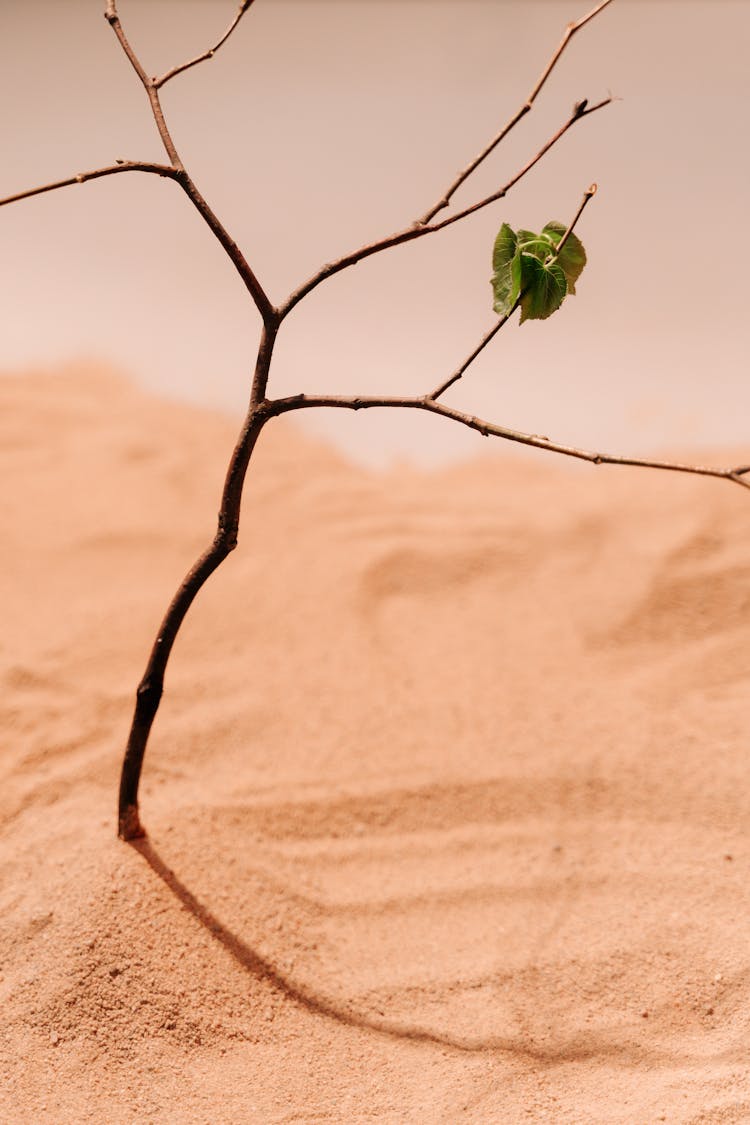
[3,367,750,1123]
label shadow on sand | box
[130,834,708,1069]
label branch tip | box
[154,0,258,88]
[414,0,613,228]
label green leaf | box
[491,223,520,316]
[517,253,567,324]
[542,221,586,295]
[516,229,555,262]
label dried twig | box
[419,0,614,225]
[552,183,597,260]
[429,313,517,402]
[264,392,750,492]
[154,0,257,88]
[0,161,178,209]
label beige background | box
[1,0,748,466]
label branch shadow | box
[130,835,704,1069]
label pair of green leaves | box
[491,221,586,324]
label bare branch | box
[264,393,750,493]
[433,98,609,237]
[104,0,274,325]
[429,311,517,401]
[0,160,178,209]
[105,1,183,168]
[154,0,258,89]
[529,0,615,105]
[420,0,614,225]
[278,97,610,321]
[551,182,597,261]
[176,176,277,326]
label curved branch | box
[278,97,610,321]
[0,160,178,209]
[265,393,750,493]
[154,0,258,89]
[118,324,278,840]
[420,0,614,225]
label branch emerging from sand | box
[264,393,750,492]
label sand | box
[3,366,750,1123]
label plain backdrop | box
[1,0,748,467]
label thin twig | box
[105,2,183,168]
[428,309,517,401]
[279,97,610,321]
[550,183,597,261]
[155,0,257,88]
[265,393,750,492]
[430,99,609,237]
[419,0,614,225]
[528,0,614,104]
[118,321,279,840]
[0,160,178,208]
[105,0,274,325]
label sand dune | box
[4,367,750,1123]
